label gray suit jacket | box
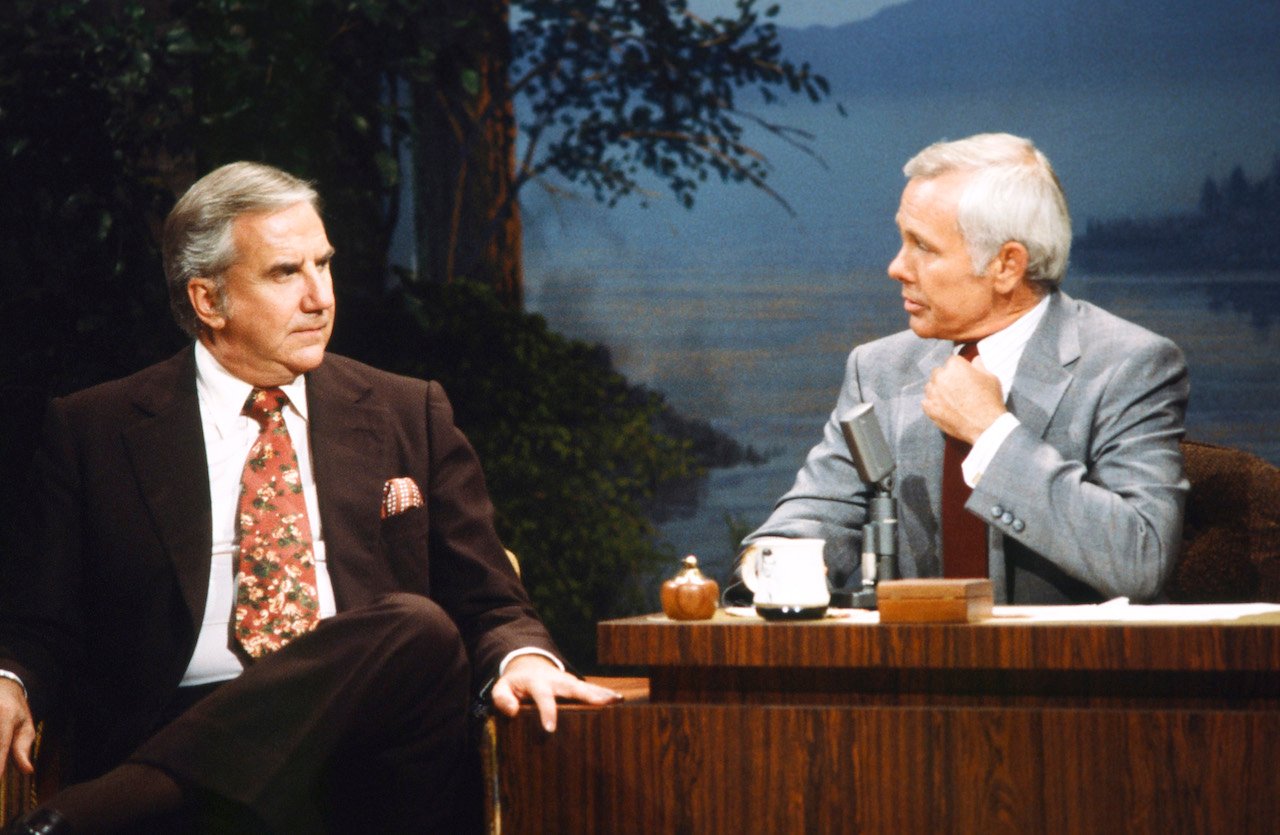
[746,290,1190,604]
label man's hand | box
[922,355,1007,444]
[489,654,623,733]
[0,678,36,780]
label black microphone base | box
[831,588,878,610]
[755,603,828,621]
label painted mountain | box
[781,0,1280,91]
[523,0,1280,273]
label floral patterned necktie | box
[233,387,320,658]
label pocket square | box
[381,477,424,519]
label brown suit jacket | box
[0,346,556,779]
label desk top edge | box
[596,612,1280,672]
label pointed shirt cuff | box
[962,412,1021,487]
[498,648,565,676]
[0,669,27,700]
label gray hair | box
[163,161,320,338]
[904,133,1071,288]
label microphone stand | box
[838,404,898,610]
[846,474,897,609]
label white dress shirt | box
[960,294,1051,487]
[184,342,338,685]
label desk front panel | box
[495,701,1278,834]
[494,613,1280,833]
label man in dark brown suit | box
[0,162,619,833]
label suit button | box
[1001,511,1014,525]
[991,506,1004,518]
[1012,519,1026,533]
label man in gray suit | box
[743,133,1189,604]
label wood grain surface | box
[492,615,1280,833]
[597,613,1280,673]
[496,702,1277,834]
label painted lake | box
[528,267,1280,582]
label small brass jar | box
[660,555,719,620]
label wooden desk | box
[492,610,1280,833]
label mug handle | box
[736,542,763,592]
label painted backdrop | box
[516,0,1280,577]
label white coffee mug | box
[739,537,830,620]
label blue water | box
[527,267,1280,581]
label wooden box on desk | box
[876,578,993,623]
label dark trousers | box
[129,593,480,834]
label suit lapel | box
[890,341,953,576]
[305,361,389,608]
[1007,291,1078,439]
[122,348,213,629]
[899,341,952,476]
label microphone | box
[841,403,895,487]
[839,403,898,609]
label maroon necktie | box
[942,343,988,577]
[233,387,321,658]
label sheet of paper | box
[716,599,1280,625]
[989,598,1280,624]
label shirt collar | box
[194,341,309,438]
[960,293,1052,397]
